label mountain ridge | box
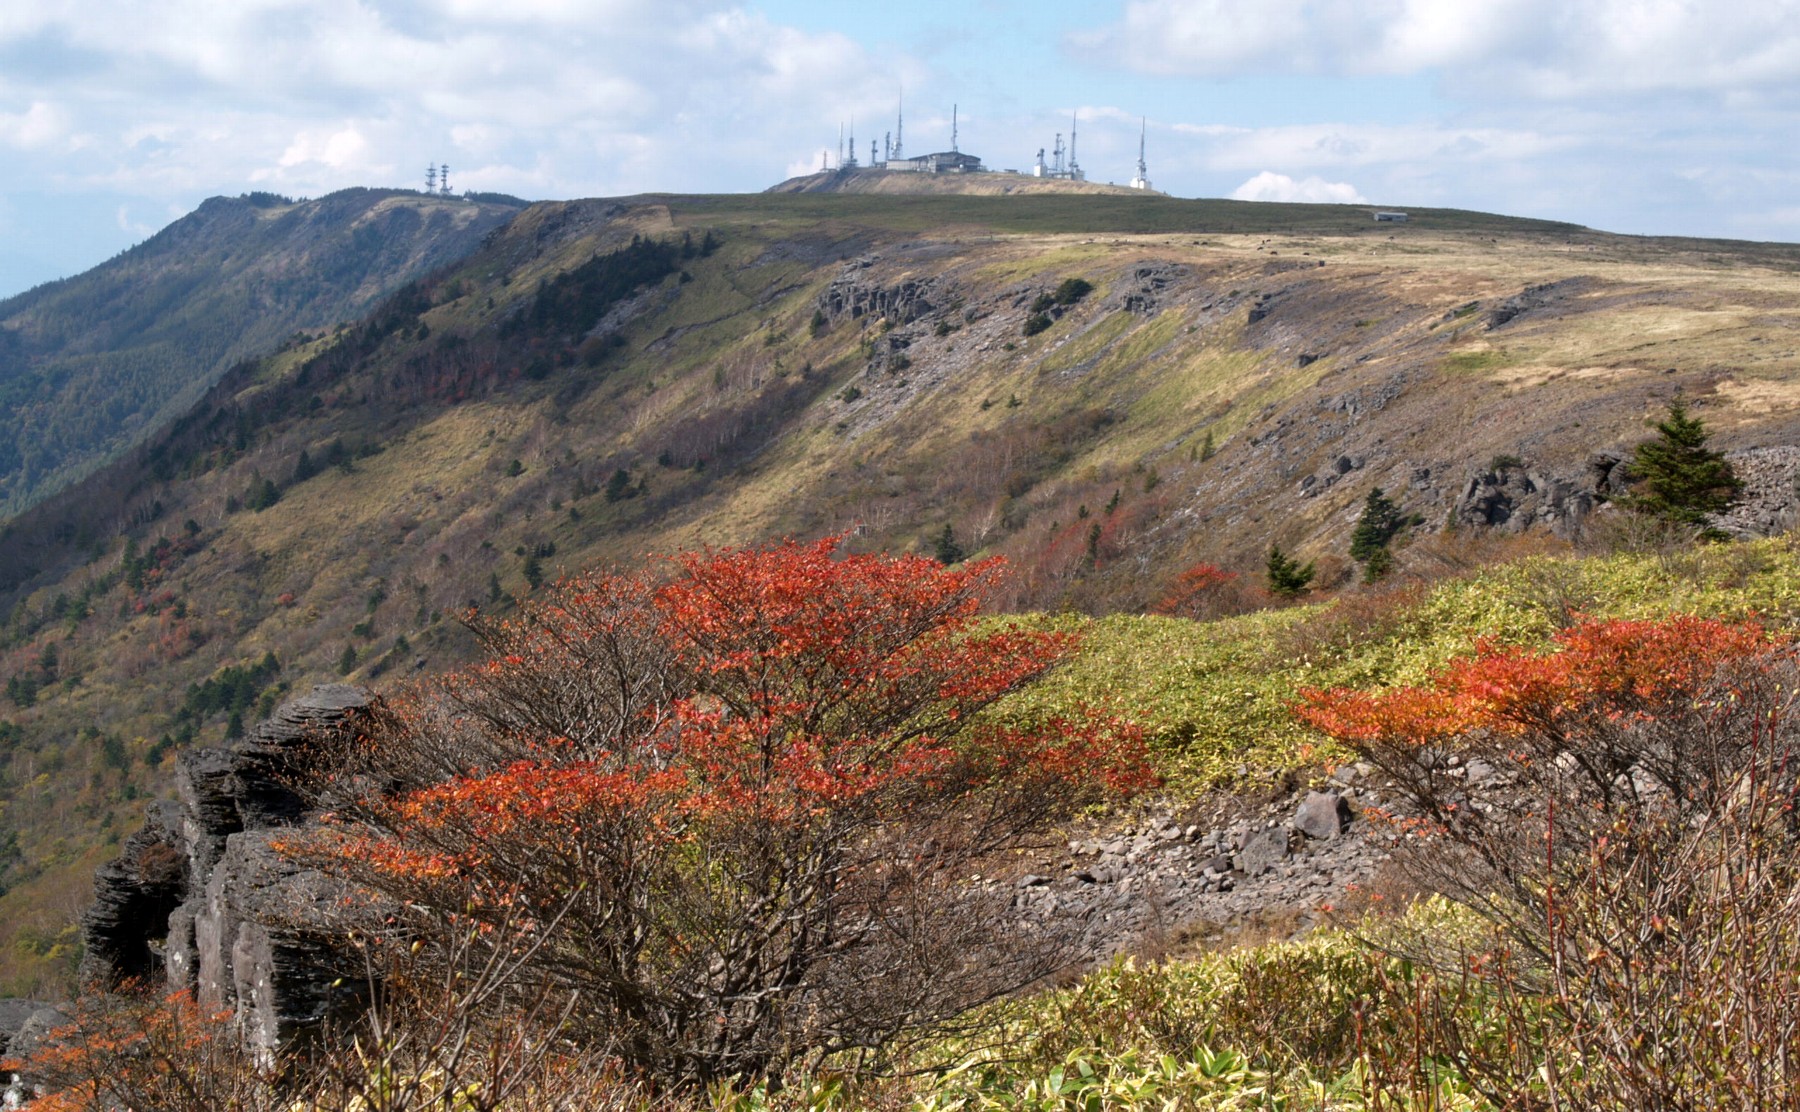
[0,187,527,518]
[1,188,1799,993]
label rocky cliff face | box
[82,685,369,1056]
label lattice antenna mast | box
[425,164,437,193]
[846,117,857,169]
[837,122,843,170]
[439,163,450,196]
[894,86,904,161]
[951,103,958,153]
[1138,118,1147,178]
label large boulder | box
[1293,791,1351,840]
[195,831,357,1059]
[1235,827,1291,878]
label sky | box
[3,0,1800,298]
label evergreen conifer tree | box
[1266,544,1316,599]
[1349,487,1405,581]
[1628,398,1741,533]
[933,524,966,566]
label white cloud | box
[1075,0,1800,98]
[277,125,371,171]
[1230,171,1366,204]
[114,204,154,235]
[1193,122,1571,172]
[0,1,911,203]
[0,101,66,149]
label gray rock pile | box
[998,771,1398,959]
[80,679,1407,1062]
[1714,446,1800,537]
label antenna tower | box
[1131,117,1151,190]
[951,103,958,153]
[893,87,904,161]
[439,163,450,195]
[425,164,437,193]
[1068,111,1082,180]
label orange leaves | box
[1298,614,1787,748]
[1152,562,1241,619]
[960,714,1156,796]
[1297,684,1471,746]
[312,532,1150,882]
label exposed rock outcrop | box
[1487,278,1589,329]
[817,256,941,325]
[0,999,60,1061]
[82,685,370,1055]
[1453,464,1594,536]
[1449,445,1800,542]
[1113,263,1188,315]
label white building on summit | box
[814,101,1157,185]
[882,104,985,173]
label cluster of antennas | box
[817,102,1153,190]
[423,162,453,197]
[818,99,982,176]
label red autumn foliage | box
[4,989,273,1112]
[294,534,1152,1087]
[1294,614,1800,1108]
[1296,614,1779,747]
[1152,562,1245,620]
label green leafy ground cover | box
[1000,536,1800,785]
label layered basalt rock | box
[81,684,370,1054]
[817,255,941,325]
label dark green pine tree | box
[933,524,966,566]
[1349,487,1405,581]
[1628,398,1741,531]
[1265,544,1316,599]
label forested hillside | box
[0,188,526,516]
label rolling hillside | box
[0,188,527,517]
[1,187,1799,993]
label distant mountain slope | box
[0,188,527,517]
[2,189,1800,994]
